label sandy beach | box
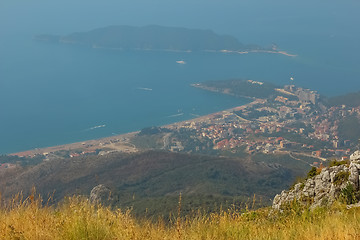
[9,131,139,157]
[9,100,260,158]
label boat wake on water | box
[137,87,153,91]
[167,113,184,118]
[84,124,106,131]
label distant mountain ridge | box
[35,25,262,52]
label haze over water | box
[1,0,360,154]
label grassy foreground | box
[1,194,360,240]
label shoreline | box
[8,131,140,158]
[8,100,260,158]
[163,98,262,129]
[93,47,298,57]
[92,46,297,57]
[216,49,297,57]
[190,83,256,100]
[38,37,297,58]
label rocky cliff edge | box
[273,151,360,210]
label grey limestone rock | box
[350,150,360,161]
[272,154,360,210]
[321,169,330,182]
[349,162,360,188]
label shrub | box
[289,167,320,191]
[320,197,329,207]
[329,160,349,167]
[333,171,350,186]
[340,183,358,204]
[307,167,320,179]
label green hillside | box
[0,151,298,217]
[326,91,360,107]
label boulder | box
[90,184,113,206]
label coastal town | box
[162,83,357,164]
[4,81,360,169]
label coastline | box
[163,98,262,129]
[9,131,139,158]
[91,46,297,57]
[93,46,297,57]
[9,100,259,158]
[190,83,256,100]
[39,37,297,58]
[217,49,297,57]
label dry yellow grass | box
[1,193,360,240]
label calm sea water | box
[1,37,254,154]
[1,0,359,154]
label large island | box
[35,25,296,56]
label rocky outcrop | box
[273,151,360,210]
[90,184,113,206]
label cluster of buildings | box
[283,85,320,105]
[168,85,357,161]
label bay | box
[1,37,254,154]
[1,0,360,154]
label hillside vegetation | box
[0,151,299,217]
[0,194,359,240]
[194,79,280,99]
[338,115,360,142]
[326,91,360,107]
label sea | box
[1,0,360,154]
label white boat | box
[176,60,186,64]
